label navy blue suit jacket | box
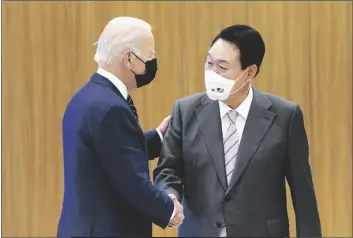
[57,73,174,237]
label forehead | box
[208,38,240,62]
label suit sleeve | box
[144,129,162,160]
[286,105,322,237]
[153,100,184,201]
[95,106,174,228]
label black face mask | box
[130,52,158,88]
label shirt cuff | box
[156,129,163,142]
[170,206,176,220]
[168,193,177,222]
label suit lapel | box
[225,88,276,196]
[195,96,227,191]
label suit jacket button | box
[216,222,223,228]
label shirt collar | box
[96,68,128,100]
[219,86,254,120]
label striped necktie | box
[126,95,138,122]
[219,111,239,237]
[223,110,239,185]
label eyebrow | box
[207,53,230,64]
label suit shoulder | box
[176,92,206,107]
[65,82,129,122]
[261,91,298,111]
[255,89,304,128]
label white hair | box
[94,17,152,65]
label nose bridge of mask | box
[206,70,234,85]
[211,68,248,82]
[206,68,247,86]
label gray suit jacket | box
[153,87,321,237]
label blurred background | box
[2,1,352,237]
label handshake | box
[168,194,184,227]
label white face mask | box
[204,69,249,101]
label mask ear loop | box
[131,52,146,64]
[228,68,252,96]
[129,52,148,75]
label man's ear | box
[248,64,258,78]
[122,50,132,67]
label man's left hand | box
[157,115,171,135]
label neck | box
[224,84,250,109]
[99,63,134,92]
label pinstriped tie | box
[126,95,138,122]
[223,111,239,186]
[219,111,239,237]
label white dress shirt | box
[219,86,253,145]
[96,68,163,140]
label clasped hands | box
[168,194,184,227]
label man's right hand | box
[168,194,184,227]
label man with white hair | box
[57,17,184,237]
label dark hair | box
[211,25,265,76]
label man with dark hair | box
[153,25,322,237]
